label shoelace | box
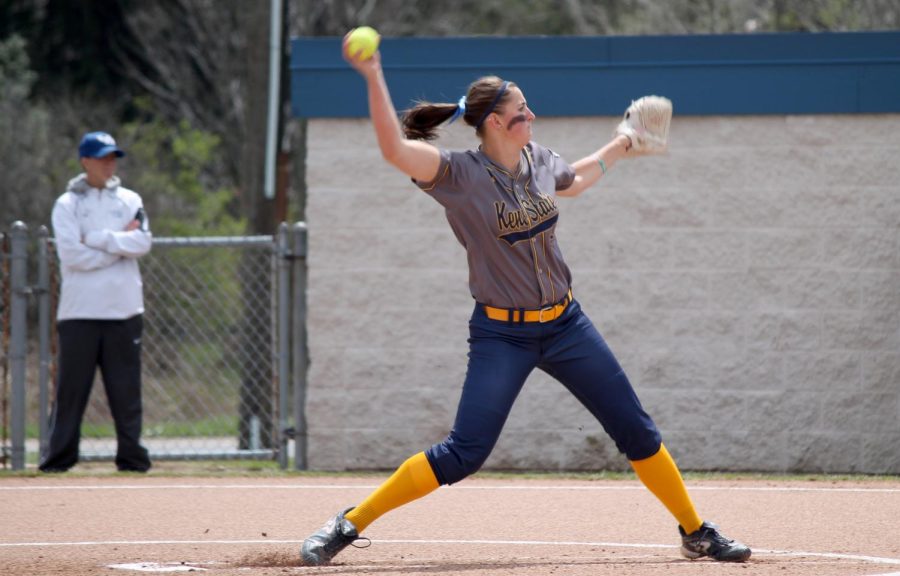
[699,526,734,546]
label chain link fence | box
[1,222,308,470]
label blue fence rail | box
[291,31,900,117]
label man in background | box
[40,131,153,473]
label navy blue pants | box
[40,315,150,472]
[425,298,661,485]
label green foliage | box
[0,34,36,101]
[0,34,54,228]
[143,415,239,438]
[118,101,245,237]
[771,0,879,32]
[461,0,580,35]
[1,36,241,236]
[53,416,239,439]
[326,0,899,37]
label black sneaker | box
[300,508,369,565]
[679,521,751,562]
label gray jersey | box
[416,141,575,309]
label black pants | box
[40,315,151,472]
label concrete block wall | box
[304,114,900,474]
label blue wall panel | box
[290,32,900,118]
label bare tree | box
[111,0,286,450]
[5,0,897,228]
[771,0,899,31]
[290,0,898,38]
[0,34,52,229]
[116,1,247,186]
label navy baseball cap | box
[78,131,126,158]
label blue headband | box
[475,81,509,130]
[448,95,466,124]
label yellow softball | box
[347,26,380,60]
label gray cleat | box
[300,508,368,565]
[679,521,751,562]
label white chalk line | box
[108,562,215,573]
[3,537,900,568]
[2,483,900,494]
[4,483,897,574]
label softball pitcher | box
[300,34,751,565]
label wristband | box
[597,157,607,175]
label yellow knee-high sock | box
[630,443,702,534]
[345,452,439,533]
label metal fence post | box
[9,222,29,470]
[36,226,52,462]
[292,222,308,470]
[276,223,291,469]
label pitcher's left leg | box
[539,303,660,461]
[540,303,750,562]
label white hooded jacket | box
[52,174,152,321]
